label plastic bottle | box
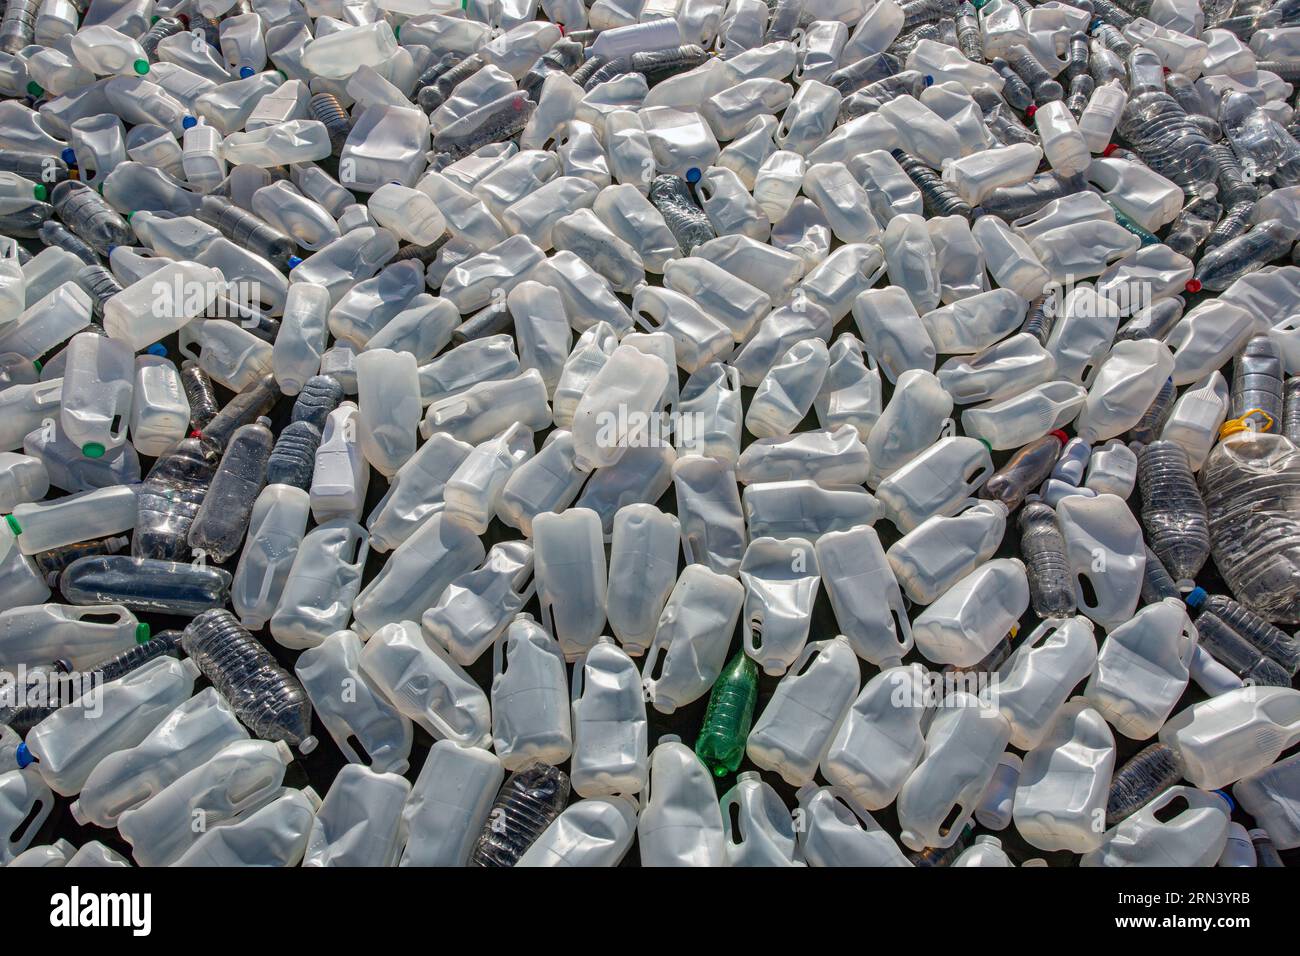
[606,505,680,658]
[181,608,316,753]
[1106,741,1186,828]
[304,766,410,868]
[570,637,648,798]
[1082,787,1231,867]
[270,520,369,649]
[1134,439,1210,586]
[471,764,571,868]
[187,416,272,563]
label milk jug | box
[886,501,1008,605]
[673,454,747,577]
[310,402,369,524]
[59,330,133,458]
[875,436,994,533]
[423,540,534,666]
[1074,339,1177,443]
[442,425,535,536]
[816,524,912,665]
[490,614,572,771]
[400,741,502,867]
[912,559,1029,667]
[996,616,1099,751]
[864,369,953,487]
[533,508,607,662]
[720,771,801,867]
[303,765,410,868]
[0,602,141,671]
[643,564,744,714]
[173,787,321,867]
[851,286,936,382]
[821,664,928,810]
[270,520,369,650]
[606,504,681,657]
[516,796,639,867]
[1057,492,1146,629]
[570,637,649,798]
[1081,787,1231,867]
[638,737,727,867]
[747,634,860,786]
[796,784,913,866]
[294,629,413,775]
[896,693,1012,851]
[1160,686,1300,789]
[359,620,491,748]
[739,536,821,676]
[1233,753,1300,850]
[0,769,52,864]
[366,431,472,553]
[232,483,310,632]
[1160,371,1229,471]
[1012,698,1115,853]
[1085,597,1196,740]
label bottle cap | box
[1213,789,1235,812]
[82,442,105,458]
[239,66,254,78]
[26,81,42,98]
[61,147,75,164]
[1185,278,1202,293]
[32,184,45,201]
[133,59,149,75]
[1185,586,1207,610]
[1025,103,1037,118]
[4,514,20,535]
[182,115,197,129]
[15,742,33,768]
[135,622,151,644]
[685,167,701,183]
[146,343,167,356]
[1049,429,1068,445]
[1101,143,1118,157]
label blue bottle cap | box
[923,75,934,86]
[146,343,167,356]
[60,147,75,164]
[239,66,254,78]
[15,742,32,769]
[685,167,701,183]
[287,255,303,269]
[1185,586,1207,610]
[182,115,198,129]
[1214,789,1235,812]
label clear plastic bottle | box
[187,417,273,563]
[180,608,316,753]
[982,431,1064,511]
[1135,439,1210,586]
[1186,587,1300,677]
[470,764,571,867]
[1018,500,1076,618]
[290,373,344,431]
[1231,334,1285,432]
[1195,220,1298,292]
[1105,741,1185,828]
[59,555,231,615]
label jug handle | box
[939,417,956,439]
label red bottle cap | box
[1049,429,1069,445]
[1185,279,1202,293]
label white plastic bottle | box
[270,520,369,650]
[400,741,502,867]
[423,540,535,666]
[490,614,572,771]
[295,629,413,775]
[1081,787,1231,867]
[996,616,1099,751]
[355,347,421,477]
[912,558,1029,667]
[0,769,53,864]
[173,787,321,867]
[129,353,188,457]
[796,784,913,867]
[1160,686,1300,789]
[533,507,607,662]
[0,603,140,671]
[874,435,994,533]
[570,636,648,798]
[739,536,820,676]
[720,771,801,867]
[1057,492,1145,629]
[747,634,860,786]
[303,765,410,867]
[643,564,745,714]
[1034,99,1090,177]
[232,483,311,632]
[58,330,133,458]
[886,501,1007,605]
[10,479,137,555]
[638,737,727,867]
[606,504,681,658]
[816,524,912,666]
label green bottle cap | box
[26,81,43,97]
[31,359,40,372]
[4,515,19,535]
[134,59,149,75]
[33,184,46,201]
[135,622,151,644]
[82,442,106,459]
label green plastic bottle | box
[694,650,758,777]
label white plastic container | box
[423,540,534,666]
[232,483,310,633]
[1012,698,1115,853]
[896,693,1012,851]
[59,330,134,458]
[747,634,860,786]
[366,431,472,553]
[295,629,413,775]
[864,369,953,487]
[1233,753,1300,850]
[0,603,139,671]
[490,614,572,771]
[10,482,137,555]
[739,536,820,676]
[129,353,189,457]
[795,784,913,867]
[996,616,1099,751]
[173,786,321,867]
[270,520,369,650]
[1160,686,1300,789]
[516,796,639,867]
[570,637,649,798]
[816,524,912,666]
[638,737,727,867]
[874,435,994,533]
[400,741,502,867]
[303,765,410,868]
[1081,787,1231,867]
[355,348,421,478]
[1085,597,1196,740]
[720,771,801,867]
[571,344,671,470]
[1057,492,1145,629]
[886,501,1007,605]
[359,620,491,748]
[533,507,607,662]
[0,769,53,864]
[643,564,745,714]
[1074,338,1176,443]
[104,261,224,351]
[912,558,1029,667]
[606,504,681,658]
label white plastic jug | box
[874,435,994,533]
[720,771,801,867]
[173,786,321,867]
[0,768,53,864]
[638,737,727,867]
[232,483,310,632]
[1081,787,1230,867]
[795,784,913,867]
[270,520,369,650]
[1073,338,1176,443]
[423,540,534,666]
[886,501,1007,605]
[912,559,1029,667]
[570,636,649,798]
[516,796,639,867]
[400,741,502,867]
[996,616,1099,751]
[1057,492,1146,629]
[490,614,572,771]
[303,765,410,868]
[816,524,911,665]
[1085,597,1196,740]
[643,564,744,713]
[1160,686,1300,789]
[739,536,820,676]
[533,507,607,662]
[606,504,682,657]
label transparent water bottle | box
[187,416,273,563]
[59,555,231,615]
[470,764,571,868]
[1105,741,1185,828]
[1231,334,1285,433]
[1185,587,1300,677]
[180,608,316,753]
[1135,439,1210,587]
[1018,500,1076,619]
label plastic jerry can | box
[643,564,745,714]
[231,483,310,632]
[174,786,321,867]
[129,353,189,457]
[606,505,681,658]
[10,483,138,555]
[1160,685,1300,790]
[400,741,503,867]
[70,688,248,829]
[1081,787,1231,867]
[303,765,410,868]
[996,615,1099,751]
[796,784,913,867]
[637,737,727,867]
[747,634,860,786]
[1012,698,1116,853]
[1056,492,1145,629]
[815,524,911,666]
[1083,439,1138,498]
[570,637,649,798]
[821,664,928,811]
[22,656,197,796]
[533,508,607,662]
[0,769,53,864]
[295,630,413,775]
[359,620,491,748]
[512,795,637,868]
[673,454,748,577]
[58,330,133,458]
[912,559,1028,667]
[0,602,140,671]
[1085,597,1196,740]
[490,614,572,771]
[874,435,994,533]
[886,501,1007,605]
[896,693,1012,851]
[269,520,369,651]
[739,536,820,676]
[720,771,801,867]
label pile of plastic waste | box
[2,0,1300,868]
